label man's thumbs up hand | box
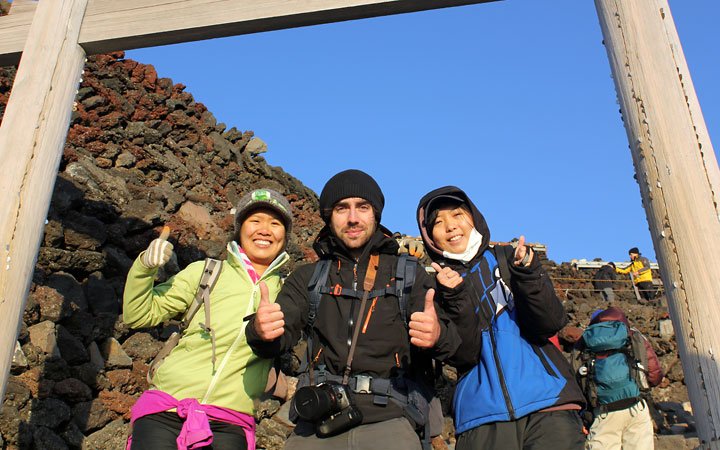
[140,226,174,269]
[254,281,285,341]
[409,289,441,348]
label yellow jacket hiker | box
[616,247,655,302]
[615,258,652,284]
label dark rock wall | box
[0,54,695,449]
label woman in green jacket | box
[123,188,293,450]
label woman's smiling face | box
[431,206,474,253]
[239,208,286,268]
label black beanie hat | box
[629,247,640,255]
[319,170,385,223]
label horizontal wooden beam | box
[0,0,37,65]
[0,0,498,66]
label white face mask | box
[442,227,483,263]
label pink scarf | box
[237,247,261,284]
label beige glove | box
[398,238,425,260]
[140,226,174,269]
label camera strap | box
[342,253,379,385]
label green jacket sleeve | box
[122,253,202,328]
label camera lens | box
[293,385,335,421]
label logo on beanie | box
[251,190,288,214]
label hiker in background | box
[592,262,617,303]
[246,169,460,450]
[123,188,293,450]
[416,186,586,450]
[616,247,655,302]
[573,307,663,449]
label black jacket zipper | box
[489,325,515,420]
[347,261,358,351]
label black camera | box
[293,382,363,437]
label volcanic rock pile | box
[0,53,697,449]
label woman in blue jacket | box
[416,186,585,450]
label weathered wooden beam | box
[0,0,88,400]
[0,0,37,65]
[0,0,499,66]
[8,0,38,15]
[595,0,720,446]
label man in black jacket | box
[246,170,460,450]
[592,262,617,303]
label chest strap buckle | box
[355,375,372,394]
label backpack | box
[146,258,223,383]
[571,320,651,423]
[306,252,417,333]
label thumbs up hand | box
[254,281,285,341]
[140,226,174,269]
[409,289,441,348]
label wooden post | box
[0,0,88,399]
[595,0,720,446]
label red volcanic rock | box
[99,391,136,420]
[558,326,583,344]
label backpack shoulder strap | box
[301,256,418,372]
[395,253,418,327]
[492,244,514,290]
[577,346,599,409]
[306,259,332,332]
[180,258,223,331]
[146,257,222,383]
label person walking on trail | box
[593,262,617,303]
[123,188,293,450]
[416,186,586,450]
[246,169,461,450]
[573,307,663,449]
[616,247,655,302]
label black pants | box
[636,281,655,301]
[130,412,248,450]
[456,410,585,450]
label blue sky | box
[126,0,719,264]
